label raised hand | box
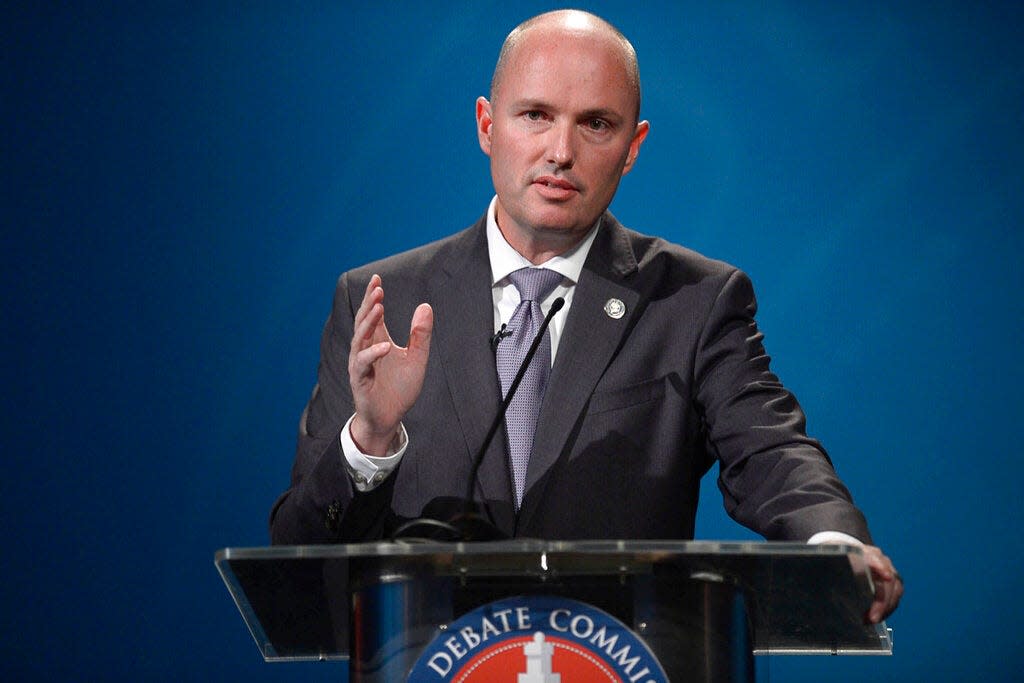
[348,274,433,455]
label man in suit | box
[270,9,902,623]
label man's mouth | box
[534,176,578,192]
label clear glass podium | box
[216,540,891,681]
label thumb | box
[407,303,433,359]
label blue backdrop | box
[5,2,1022,681]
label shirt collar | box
[485,195,600,286]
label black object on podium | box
[215,540,891,682]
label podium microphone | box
[390,296,565,542]
[455,296,565,537]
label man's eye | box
[587,119,609,131]
[525,111,544,121]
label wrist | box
[350,414,401,457]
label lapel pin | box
[604,298,626,319]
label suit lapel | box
[427,220,515,511]
[518,215,640,530]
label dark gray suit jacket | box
[270,213,871,544]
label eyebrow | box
[508,98,552,111]
[578,108,622,122]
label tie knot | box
[508,267,563,303]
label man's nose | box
[546,122,575,168]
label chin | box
[526,211,587,234]
[530,222,585,237]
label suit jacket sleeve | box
[696,268,872,543]
[268,271,395,544]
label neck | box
[495,221,590,265]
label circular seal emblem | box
[407,596,667,682]
[603,298,626,319]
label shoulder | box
[594,213,761,325]
[602,212,744,288]
[340,215,486,292]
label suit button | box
[325,500,342,533]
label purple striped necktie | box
[496,267,563,507]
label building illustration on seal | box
[518,633,560,683]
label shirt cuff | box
[338,414,407,492]
[807,531,864,546]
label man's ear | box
[621,119,650,176]
[476,96,493,156]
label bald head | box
[490,10,642,123]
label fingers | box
[348,273,431,386]
[862,545,904,623]
[350,275,390,383]
[863,545,894,581]
[353,274,385,348]
[348,275,431,389]
[352,274,397,359]
[868,577,902,624]
[351,341,392,381]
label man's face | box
[477,28,649,259]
